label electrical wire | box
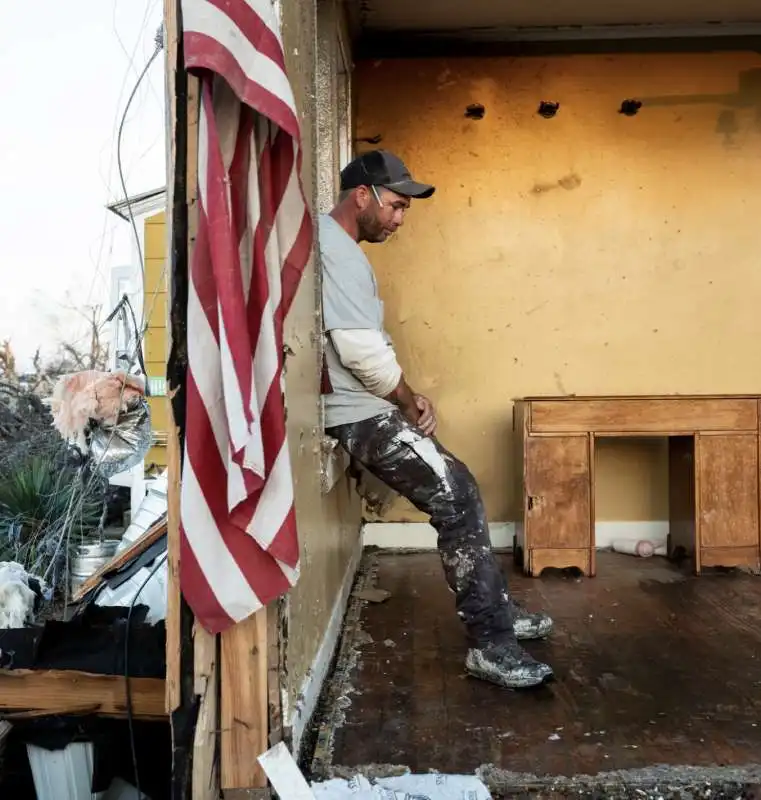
[116,27,164,333]
[124,551,168,799]
[85,0,161,316]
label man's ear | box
[354,185,371,210]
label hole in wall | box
[355,134,383,144]
[619,99,643,116]
[465,103,485,120]
[538,101,560,119]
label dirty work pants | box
[327,410,516,647]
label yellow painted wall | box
[143,210,169,468]
[355,51,761,523]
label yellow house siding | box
[143,210,169,467]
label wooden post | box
[163,0,182,724]
[220,611,270,796]
[164,1,207,798]
[193,621,220,800]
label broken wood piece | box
[267,601,283,748]
[0,669,166,719]
[165,417,182,715]
[356,588,391,604]
[220,609,268,790]
[193,622,219,800]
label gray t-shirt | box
[320,214,395,428]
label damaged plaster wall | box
[279,0,363,742]
[354,50,761,525]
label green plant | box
[0,450,106,588]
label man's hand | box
[414,394,437,437]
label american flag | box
[179,0,312,633]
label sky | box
[0,1,166,371]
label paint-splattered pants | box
[327,410,516,647]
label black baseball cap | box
[340,149,435,199]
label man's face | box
[356,186,411,244]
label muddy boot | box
[509,598,554,641]
[465,641,554,689]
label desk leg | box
[524,434,594,577]
[695,433,760,572]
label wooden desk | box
[513,395,761,576]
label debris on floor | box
[477,763,761,800]
[356,588,391,604]
[610,538,667,558]
[312,773,492,799]
[0,561,45,629]
[311,551,761,789]
[48,368,153,486]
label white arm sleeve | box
[330,329,403,398]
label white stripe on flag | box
[182,461,263,622]
[246,441,295,549]
[187,285,227,465]
[183,0,297,109]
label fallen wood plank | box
[72,516,168,603]
[220,610,268,791]
[0,669,166,719]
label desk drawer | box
[529,398,758,434]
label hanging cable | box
[116,24,164,333]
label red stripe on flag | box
[200,85,256,436]
[184,32,300,138]
[180,524,233,632]
[205,0,287,71]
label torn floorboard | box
[311,551,761,796]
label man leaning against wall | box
[319,149,555,689]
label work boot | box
[465,641,554,689]
[509,597,554,640]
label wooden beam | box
[164,0,183,719]
[0,670,166,720]
[165,1,198,798]
[166,418,183,715]
[220,611,269,791]
[193,621,220,800]
[267,601,284,748]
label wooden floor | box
[314,551,761,784]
